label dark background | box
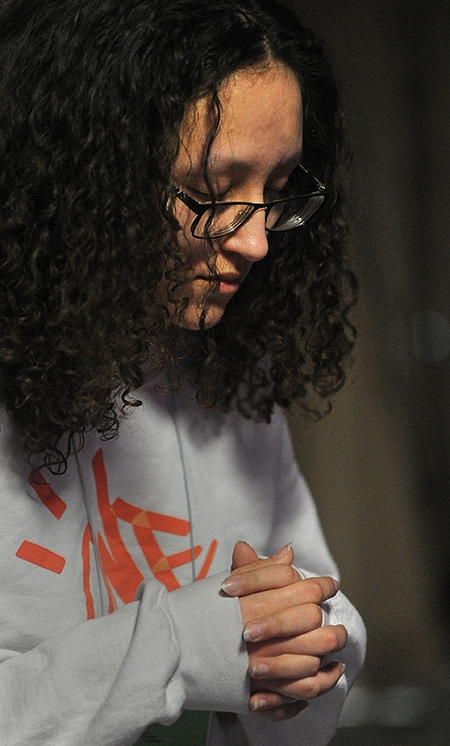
[287,0,450,741]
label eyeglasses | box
[171,164,327,240]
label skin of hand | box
[221,541,348,721]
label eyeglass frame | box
[170,163,328,239]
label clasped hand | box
[221,542,347,721]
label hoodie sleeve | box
[0,570,250,746]
[226,408,367,746]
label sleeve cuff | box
[164,571,250,713]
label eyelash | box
[190,188,222,202]
[265,186,284,199]
[187,187,284,203]
[185,170,295,203]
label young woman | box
[0,0,365,744]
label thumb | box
[232,541,259,570]
[231,541,295,573]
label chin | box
[179,303,226,330]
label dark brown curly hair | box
[0,0,356,472]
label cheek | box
[172,200,217,267]
[173,202,192,245]
[176,231,214,274]
[172,213,198,261]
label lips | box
[198,274,243,297]
[196,272,244,285]
[218,274,243,285]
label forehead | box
[175,64,304,178]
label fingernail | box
[272,542,293,559]
[328,661,346,678]
[221,576,243,595]
[243,621,265,642]
[251,698,267,711]
[251,662,270,677]
[332,578,340,593]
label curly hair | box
[0,0,356,471]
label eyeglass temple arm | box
[173,187,209,217]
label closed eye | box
[184,187,212,203]
[264,187,285,201]
[183,184,230,203]
[264,166,300,201]
[264,178,291,201]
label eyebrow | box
[174,145,305,191]
[204,149,304,176]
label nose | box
[218,207,269,263]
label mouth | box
[197,272,245,294]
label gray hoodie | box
[0,374,366,745]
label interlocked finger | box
[243,602,324,642]
[250,696,308,721]
[250,653,322,680]
[251,660,346,702]
[249,624,348,659]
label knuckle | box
[270,707,290,722]
[286,565,300,584]
[277,703,301,721]
[310,657,321,676]
[276,613,291,636]
[306,579,324,602]
[338,624,349,646]
[301,678,320,700]
[309,604,324,628]
[259,700,301,721]
[321,627,341,651]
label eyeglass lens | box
[193,194,324,238]
[192,165,325,238]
